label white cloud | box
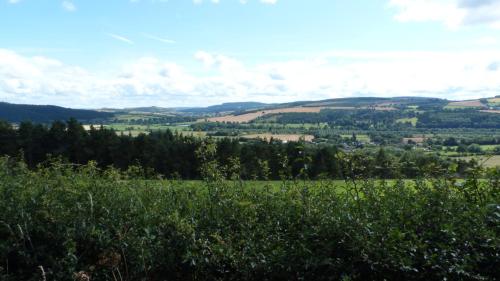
[260,0,277,4]
[389,0,500,28]
[62,1,76,12]
[107,33,134,45]
[1,48,500,108]
[143,34,176,44]
[8,0,21,3]
[476,36,499,46]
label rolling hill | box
[0,102,114,123]
[179,102,272,114]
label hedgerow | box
[0,156,498,280]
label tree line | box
[0,119,479,180]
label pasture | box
[445,100,486,109]
[396,117,418,126]
[487,97,500,104]
[459,155,500,168]
[242,133,315,142]
[201,106,328,123]
[481,110,500,114]
[200,106,363,123]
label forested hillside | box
[0,102,113,123]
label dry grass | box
[200,107,328,123]
[446,100,486,108]
[242,134,314,143]
[82,125,102,131]
[487,98,500,103]
[371,106,397,111]
[480,110,500,114]
[459,155,500,168]
[402,135,427,144]
[199,106,392,123]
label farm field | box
[2,97,500,281]
[445,100,486,109]
[242,133,315,142]
[396,117,418,126]
[340,134,370,142]
[481,110,500,114]
[402,136,427,144]
[487,97,500,104]
[6,2,500,279]
[201,106,356,123]
[459,155,500,168]
[103,123,199,135]
[201,106,327,123]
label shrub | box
[0,157,498,280]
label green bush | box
[0,157,498,280]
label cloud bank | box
[389,0,500,28]
[1,48,500,108]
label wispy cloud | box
[143,34,176,44]
[8,0,21,4]
[107,33,134,45]
[389,0,500,29]
[62,1,76,12]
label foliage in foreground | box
[0,157,499,280]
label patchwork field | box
[341,134,371,142]
[200,105,399,124]
[242,133,315,142]
[396,117,418,126]
[446,100,486,109]
[480,110,500,114]
[459,155,500,168]
[200,107,328,123]
[365,106,397,111]
[402,136,427,144]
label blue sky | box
[2,0,500,108]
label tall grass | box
[0,156,498,280]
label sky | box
[2,0,500,108]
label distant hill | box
[100,106,178,114]
[98,98,451,117]
[285,97,447,108]
[0,102,114,123]
[179,102,271,114]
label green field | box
[459,155,500,168]
[341,134,370,142]
[396,117,418,126]
[104,123,205,136]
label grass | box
[103,123,206,137]
[444,105,481,110]
[242,133,315,143]
[236,122,329,129]
[341,134,370,142]
[480,145,500,151]
[487,98,500,105]
[396,117,418,126]
[113,113,170,121]
[458,155,500,168]
[445,100,485,109]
